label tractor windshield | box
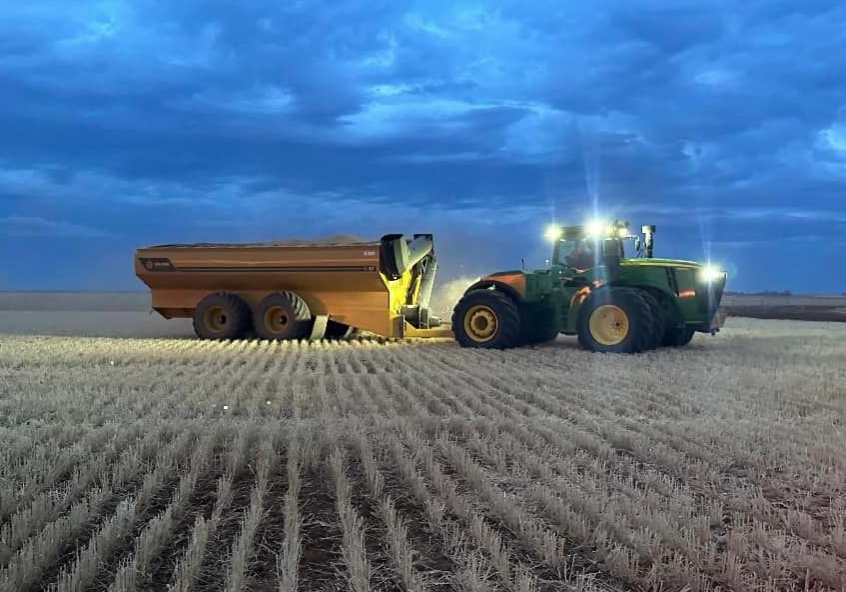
[556,237,596,269]
[556,237,627,269]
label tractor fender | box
[564,285,594,334]
[463,279,525,304]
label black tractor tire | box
[193,292,252,340]
[663,327,696,347]
[253,291,312,341]
[577,287,655,353]
[452,289,521,349]
[638,291,666,349]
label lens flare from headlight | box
[545,225,563,242]
[700,265,724,282]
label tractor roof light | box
[585,219,610,237]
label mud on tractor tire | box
[577,287,656,353]
[193,292,252,340]
[453,289,521,349]
[254,291,312,341]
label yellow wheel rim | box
[264,306,290,334]
[464,304,498,343]
[203,305,228,333]
[589,305,630,346]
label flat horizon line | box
[1,289,845,297]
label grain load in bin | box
[135,233,453,340]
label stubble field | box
[1,318,845,591]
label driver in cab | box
[565,237,596,270]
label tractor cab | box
[548,220,643,272]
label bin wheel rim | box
[203,305,229,333]
[589,304,629,346]
[464,304,498,342]
[263,306,291,334]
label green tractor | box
[452,220,727,353]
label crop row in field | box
[1,318,845,591]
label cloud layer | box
[1,0,845,291]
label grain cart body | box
[452,220,728,353]
[135,234,451,340]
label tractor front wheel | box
[638,291,666,349]
[453,290,521,349]
[577,288,655,353]
[663,327,695,347]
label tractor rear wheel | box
[453,289,521,349]
[253,291,312,340]
[663,327,695,347]
[193,292,252,340]
[577,287,655,353]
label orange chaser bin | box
[135,234,453,340]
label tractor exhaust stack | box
[642,225,656,258]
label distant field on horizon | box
[721,294,846,323]
[0,291,150,312]
[0,292,191,338]
[722,294,846,307]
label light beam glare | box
[579,120,601,221]
[695,201,713,267]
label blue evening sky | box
[1,0,844,292]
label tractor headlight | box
[545,225,563,242]
[699,265,724,283]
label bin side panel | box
[136,244,396,337]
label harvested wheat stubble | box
[1,317,845,591]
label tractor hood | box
[486,270,525,278]
[620,258,703,270]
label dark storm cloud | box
[1,0,845,291]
